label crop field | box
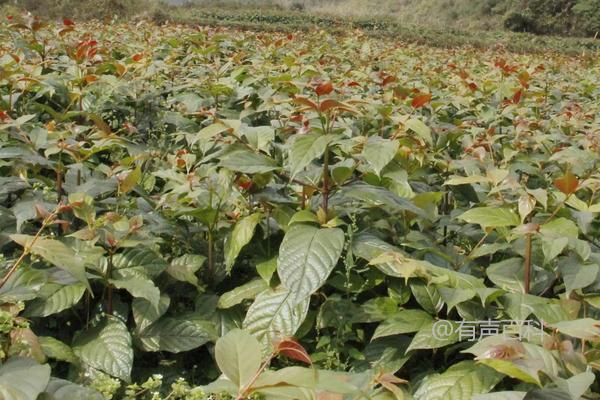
[0,14,599,400]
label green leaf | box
[541,237,569,264]
[73,316,133,381]
[361,136,399,176]
[218,279,270,309]
[10,235,90,291]
[487,258,525,293]
[132,294,170,332]
[243,287,309,350]
[256,257,277,284]
[288,134,335,178]
[111,247,167,278]
[110,276,160,310]
[342,183,427,217]
[554,371,595,400]
[477,359,541,386]
[413,361,503,400]
[0,267,47,303]
[405,118,432,145]
[42,378,103,400]
[560,262,599,296]
[437,286,476,312]
[540,218,579,239]
[224,213,262,273]
[0,357,51,400]
[166,254,205,287]
[372,309,433,339]
[118,165,141,194]
[26,283,86,317]
[406,320,461,351]
[39,336,78,364]
[410,281,443,314]
[219,148,279,174]
[473,392,526,400]
[277,224,344,305]
[215,328,262,390]
[458,207,520,228]
[549,318,600,340]
[137,317,217,353]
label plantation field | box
[0,15,599,400]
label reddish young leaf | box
[275,338,312,364]
[132,53,143,62]
[63,18,75,26]
[554,171,579,195]
[381,75,397,87]
[315,81,333,96]
[293,95,319,111]
[411,93,432,108]
[512,90,522,104]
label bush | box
[503,11,534,32]
[573,0,600,36]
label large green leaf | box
[132,294,170,332]
[413,361,503,400]
[373,309,433,339]
[42,378,103,400]
[0,357,51,400]
[137,317,217,353]
[0,268,47,303]
[219,147,279,174]
[341,183,427,217]
[410,281,443,314]
[288,134,335,178]
[560,262,599,296]
[218,279,269,309]
[458,207,520,228]
[277,224,344,305]
[243,287,309,349]
[73,316,133,381]
[215,328,262,390]
[549,318,600,340]
[111,247,167,279]
[406,320,461,351]
[26,283,86,317]
[166,254,205,287]
[10,235,90,290]
[361,136,399,176]
[39,337,78,364]
[110,276,160,310]
[224,213,262,273]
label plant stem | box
[106,251,114,315]
[0,208,58,289]
[237,353,274,400]
[322,144,330,214]
[524,233,532,294]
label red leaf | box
[411,93,432,108]
[467,82,478,92]
[293,95,319,111]
[275,338,312,364]
[63,18,75,26]
[315,81,333,96]
[512,90,522,104]
[554,171,579,195]
[319,99,357,114]
[132,53,143,62]
[381,75,397,87]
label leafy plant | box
[0,12,598,400]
